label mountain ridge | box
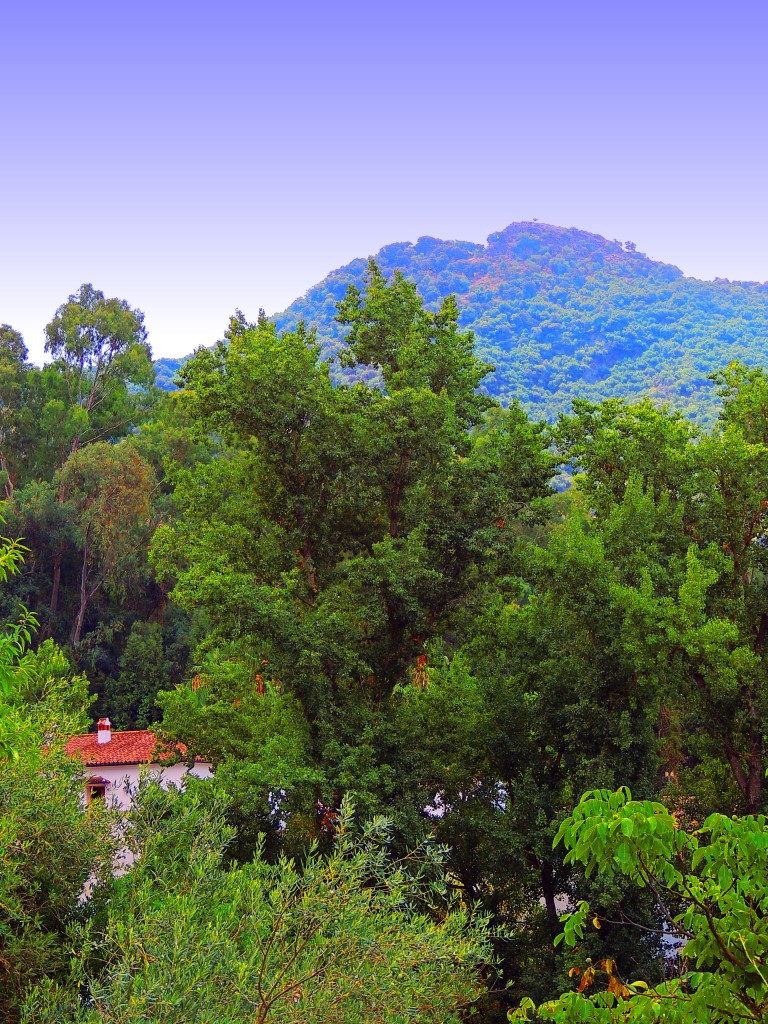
[156,222,768,422]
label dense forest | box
[166,222,768,425]
[4,267,768,1022]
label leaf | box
[607,974,632,1000]
[577,966,595,993]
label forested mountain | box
[264,222,768,423]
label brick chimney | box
[97,718,112,744]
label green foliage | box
[154,278,555,847]
[0,326,37,499]
[0,712,113,1022]
[396,515,665,1003]
[557,369,768,816]
[44,282,153,426]
[57,440,158,645]
[25,789,493,1024]
[337,260,494,428]
[109,621,167,729]
[0,527,39,758]
[0,528,113,1020]
[511,787,768,1023]
[13,250,768,1020]
[157,648,319,859]
[272,223,768,424]
[0,293,168,699]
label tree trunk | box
[49,549,62,614]
[0,451,14,501]
[388,450,410,539]
[540,860,559,940]
[696,672,763,814]
[722,733,762,815]
[71,543,90,646]
[51,475,71,617]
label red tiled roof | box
[65,730,198,767]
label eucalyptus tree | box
[44,283,153,454]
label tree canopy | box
[6,265,768,1021]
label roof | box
[65,729,203,767]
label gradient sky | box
[3,0,768,364]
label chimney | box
[97,718,112,744]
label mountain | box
[154,355,188,392]
[159,223,768,423]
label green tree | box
[337,260,494,429]
[25,789,493,1024]
[43,283,153,453]
[557,370,768,815]
[42,285,157,622]
[0,688,112,1023]
[153,273,554,840]
[158,648,321,861]
[0,526,113,1021]
[110,620,168,729]
[0,327,37,500]
[397,510,665,1006]
[0,528,36,759]
[511,787,768,1023]
[57,441,157,645]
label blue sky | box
[3,0,768,363]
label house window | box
[86,778,109,805]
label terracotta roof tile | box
[65,730,196,767]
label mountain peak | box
[482,222,682,280]
[270,222,766,422]
[155,222,768,425]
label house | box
[66,717,213,810]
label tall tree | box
[44,283,153,453]
[42,285,156,619]
[397,510,665,1004]
[0,327,35,499]
[154,269,555,839]
[557,365,768,815]
[57,441,157,645]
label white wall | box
[84,760,213,811]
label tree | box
[0,327,36,499]
[56,441,157,645]
[109,621,168,729]
[44,283,153,453]
[41,285,156,621]
[0,526,113,1021]
[511,787,768,1023]
[337,260,495,430]
[25,789,493,1024]
[557,370,768,815]
[153,272,555,841]
[0,686,112,1023]
[0,528,36,759]
[396,510,665,1005]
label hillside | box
[159,223,768,422]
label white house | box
[66,717,213,810]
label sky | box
[3,0,768,364]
